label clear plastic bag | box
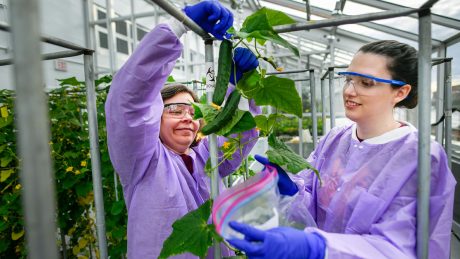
[212,165,280,240]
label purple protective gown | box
[105,23,258,258]
[287,123,456,259]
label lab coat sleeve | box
[306,144,456,259]
[105,23,183,192]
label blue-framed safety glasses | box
[338,71,407,86]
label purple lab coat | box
[105,24,258,258]
[287,123,456,258]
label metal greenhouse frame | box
[2,0,458,258]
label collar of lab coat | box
[351,121,416,145]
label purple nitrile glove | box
[184,0,233,40]
[230,47,259,85]
[254,154,298,196]
[228,221,326,259]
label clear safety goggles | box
[163,103,195,119]
[338,71,406,95]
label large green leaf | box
[237,71,302,117]
[266,134,319,177]
[216,110,256,136]
[242,7,296,33]
[238,7,299,56]
[254,114,284,137]
[159,199,220,259]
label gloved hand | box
[255,155,298,196]
[184,0,233,40]
[230,47,259,85]
[228,221,326,259]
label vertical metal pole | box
[435,46,446,143]
[83,0,93,49]
[84,54,108,259]
[82,2,109,258]
[297,81,303,157]
[105,0,117,74]
[105,0,119,200]
[443,60,452,168]
[84,0,99,72]
[205,39,221,259]
[328,68,336,129]
[297,51,303,157]
[417,8,432,259]
[10,0,58,258]
[321,79,327,135]
[130,0,137,49]
[310,70,317,149]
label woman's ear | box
[394,84,411,104]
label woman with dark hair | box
[228,40,456,259]
[105,1,259,258]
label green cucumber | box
[212,40,233,106]
[202,90,241,135]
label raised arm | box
[105,22,184,188]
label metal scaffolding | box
[1,0,108,258]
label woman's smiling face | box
[342,52,406,124]
[160,92,200,154]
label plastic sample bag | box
[212,165,280,240]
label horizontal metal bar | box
[274,8,419,33]
[431,57,453,66]
[91,10,165,25]
[150,0,211,40]
[264,0,441,45]
[272,50,329,58]
[293,78,310,82]
[0,50,85,66]
[444,32,460,47]
[266,69,309,75]
[351,0,460,30]
[0,21,93,52]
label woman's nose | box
[182,111,194,121]
[343,82,358,96]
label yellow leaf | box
[11,229,24,241]
[66,167,73,172]
[68,226,76,236]
[0,169,13,182]
[1,106,8,118]
[80,161,87,167]
[72,246,80,255]
[78,238,88,249]
[14,184,21,190]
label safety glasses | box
[337,71,406,95]
[163,103,195,119]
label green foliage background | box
[0,76,127,258]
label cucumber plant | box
[159,7,320,259]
